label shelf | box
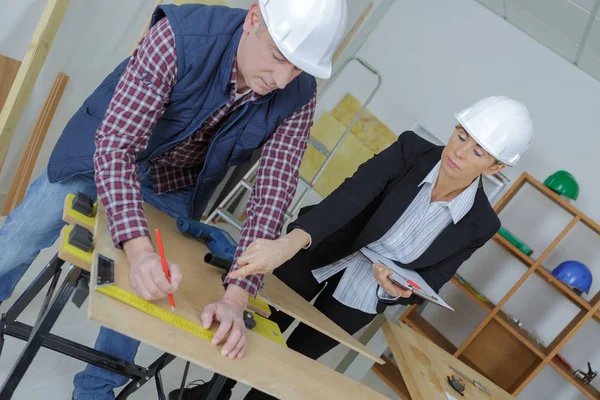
[451,277,495,313]
[371,355,411,400]
[524,172,600,236]
[493,310,548,359]
[460,318,542,392]
[549,358,600,400]
[493,233,536,267]
[535,266,596,314]
[404,312,457,355]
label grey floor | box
[0,216,400,400]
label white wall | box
[321,0,599,398]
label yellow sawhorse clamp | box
[59,193,285,347]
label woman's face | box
[440,125,505,181]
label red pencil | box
[155,228,175,312]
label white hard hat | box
[258,0,348,79]
[454,96,533,166]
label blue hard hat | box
[551,261,593,294]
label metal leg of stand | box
[3,255,65,325]
[32,268,62,330]
[155,371,166,400]
[0,265,80,399]
[116,353,176,400]
[199,374,228,400]
[177,361,191,400]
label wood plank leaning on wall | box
[0,0,71,173]
[0,56,22,111]
[1,73,69,216]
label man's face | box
[440,125,505,181]
[237,5,303,95]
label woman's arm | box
[289,131,418,248]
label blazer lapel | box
[354,153,483,269]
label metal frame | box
[0,254,183,400]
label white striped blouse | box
[311,161,479,314]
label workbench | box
[0,196,387,399]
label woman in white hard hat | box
[193,96,533,400]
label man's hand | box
[201,285,249,359]
[124,236,182,301]
[228,229,310,280]
[372,263,412,298]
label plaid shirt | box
[93,17,316,296]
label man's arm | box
[93,17,182,300]
[222,92,317,296]
[93,17,177,247]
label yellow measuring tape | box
[95,283,286,346]
[96,281,286,346]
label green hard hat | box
[544,170,579,200]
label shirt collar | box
[419,161,479,224]
[229,57,260,101]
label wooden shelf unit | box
[373,172,600,399]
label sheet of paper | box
[446,392,458,400]
[360,248,454,311]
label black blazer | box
[286,131,500,307]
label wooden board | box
[299,112,377,197]
[331,94,398,154]
[0,55,21,111]
[2,72,69,215]
[382,321,515,400]
[299,94,398,197]
[0,0,71,172]
[260,274,383,364]
[92,202,382,364]
[89,204,388,400]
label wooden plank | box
[89,290,387,400]
[458,319,540,394]
[513,298,600,395]
[382,321,515,400]
[371,355,411,400]
[299,111,381,197]
[0,55,21,110]
[492,234,535,267]
[89,203,387,400]
[331,3,373,65]
[0,0,71,172]
[331,94,398,154]
[93,202,382,364]
[2,72,68,215]
[316,3,373,88]
[493,310,547,359]
[259,274,383,364]
[493,172,528,215]
[403,312,457,355]
[549,358,600,400]
[535,266,593,312]
[525,172,600,235]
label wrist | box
[123,236,153,263]
[280,228,311,255]
[223,284,249,309]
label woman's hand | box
[227,229,311,280]
[372,263,412,298]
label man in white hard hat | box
[189,95,533,400]
[0,1,347,399]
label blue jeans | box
[0,169,193,400]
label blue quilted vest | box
[47,4,316,219]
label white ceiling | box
[477,0,600,80]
